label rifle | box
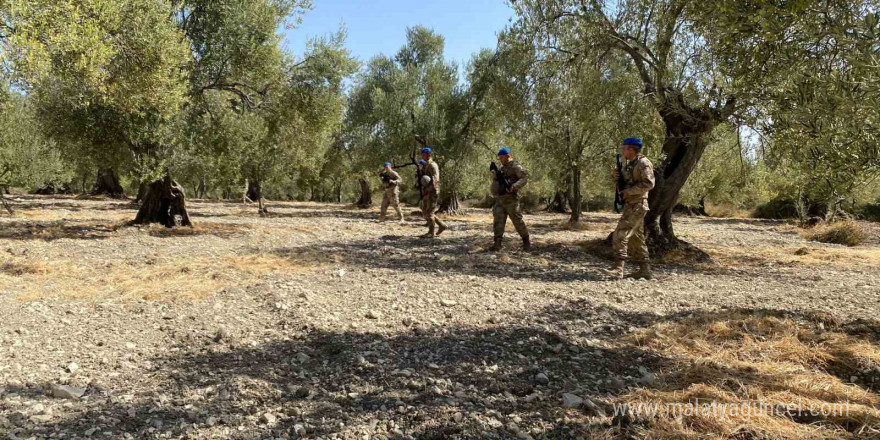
[490,162,512,194]
[380,172,391,185]
[613,154,625,213]
[414,168,424,200]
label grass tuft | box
[611,312,880,439]
[807,221,868,247]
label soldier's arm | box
[627,160,655,196]
[510,165,529,191]
[430,163,440,188]
[391,171,402,185]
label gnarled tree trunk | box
[133,175,193,228]
[355,178,372,208]
[645,106,717,254]
[247,180,268,215]
[92,168,125,198]
[547,190,569,214]
[569,164,582,223]
[134,181,149,204]
[437,190,461,215]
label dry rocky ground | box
[0,195,878,440]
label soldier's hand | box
[620,189,630,198]
[611,171,620,181]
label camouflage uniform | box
[422,159,447,236]
[379,170,404,221]
[612,155,655,263]
[491,161,530,246]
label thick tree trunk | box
[134,181,149,204]
[196,179,207,199]
[547,191,569,213]
[437,190,461,215]
[0,192,12,214]
[92,168,125,198]
[355,178,372,208]
[569,164,582,223]
[645,109,716,254]
[247,180,268,215]
[132,175,193,228]
[335,184,342,203]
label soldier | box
[419,147,447,237]
[415,160,428,226]
[606,137,655,279]
[490,147,530,251]
[379,163,405,222]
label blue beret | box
[417,160,426,165]
[622,137,643,148]
[421,147,432,154]
[497,147,511,156]
[383,162,392,167]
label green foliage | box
[7,0,191,180]
[0,94,72,189]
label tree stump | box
[437,190,461,215]
[356,178,372,208]
[132,176,193,228]
[92,168,125,198]
[547,190,570,213]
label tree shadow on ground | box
[13,306,879,439]
[263,234,612,283]
[0,220,120,241]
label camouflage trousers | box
[423,192,446,232]
[493,194,529,241]
[380,187,403,220]
[613,200,649,263]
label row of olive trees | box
[1,0,355,223]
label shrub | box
[753,197,800,219]
[807,221,868,246]
[859,203,880,222]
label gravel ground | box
[1,196,878,440]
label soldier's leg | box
[423,195,436,236]
[391,189,404,221]
[491,198,507,250]
[605,203,640,277]
[629,211,648,263]
[379,191,390,221]
[434,210,448,235]
[505,197,529,239]
[612,204,640,261]
[626,205,652,279]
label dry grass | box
[705,203,753,219]
[0,252,329,302]
[705,244,880,269]
[611,312,880,439]
[146,222,246,239]
[807,221,869,247]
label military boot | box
[602,260,625,279]
[490,239,503,252]
[422,222,436,238]
[435,220,448,236]
[627,262,653,280]
[522,235,531,251]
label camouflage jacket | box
[424,159,440,195]
[491,161,529,196]
[382,170,402,189]
[623,155,655,203]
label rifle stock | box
[614,154,625,213]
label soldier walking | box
[606,137,655,279]
[419,147,447,237]
[379,163,404,222]
[490,147,530,251]
[415,160,428,226]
